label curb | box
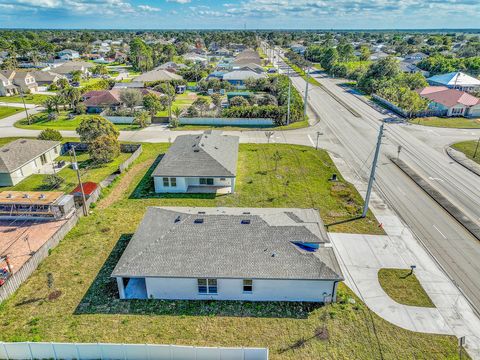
[446,147,480,177]
[391,157,480,241]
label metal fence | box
[0,342,268,360]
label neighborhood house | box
[427,72,480,93]
[152,133,239,194]
[0,139,61,186]
[418,86,480,118]
[0,191,75,220]
[111,207,344,302]
[0,70,38,94]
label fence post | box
[27,343,33,360]
[51,342,58,360]
[3,343,9,360]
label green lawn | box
[14,112,140,131]
[0,142,465,359]
[410,117,480,129]
[173,119,310,131]
[2,151,130,193]
[451,140,480,165]
[283,58,321,86]
[156,92,209,117]
[378,269,435,308]
[0,94,52,104]
[0,106,23,119]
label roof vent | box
[194,218,204,224]
[20,140,27,144]
[6,193,13,199]
[242,212,250,214]
[40,194,46,199]
[2,149,9,153]
[241,219,251,224]
[174,215,181,223]
[23,194,30,199]
[193,149,200,152]
[198,211,206,214]
[271,253,275,257]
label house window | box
[40,154,47,165]
[243,279,253,293]
[199,178,214,185]
[54,147,58,154]
[163,177,177,187]
[198,279,217,294]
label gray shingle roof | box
[111,207,343,281]
[152,133,239,178]
[133,69,183,83]
[0,139,60,173]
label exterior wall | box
[7,145,61,186]
[447,104,467,117]
[153,176,234,193]
[0,173,13,187]
[468,104,480,118]
[144,277,336,302]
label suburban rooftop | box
[112,207,343,281]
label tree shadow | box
[75,233,322,319]
[129,154,216,200]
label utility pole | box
[303,66,310,118]
[70,145,88,216]
[474,136,480,158]
[287,67,291,125]
[362,123,384,218]
[19,88,30,125]
[316,131,321,150]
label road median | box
[391,157,480,241]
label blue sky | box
[0,0,479,29]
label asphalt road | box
[269,50,480,312]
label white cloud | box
[167,0,191,3]
[138,4,161,12]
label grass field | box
[14,112,140,131]
[0,94,52,104]
[0,142,466,359]
[409,117,480,129]
[451,140,480,165]
[378,269,435,308]
[0,106,22,119]
[155,92,209,117]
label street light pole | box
[19,88,30,125]
[474,136,480,158]
[362,123,384,218]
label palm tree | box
[172,106,182,121]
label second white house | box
[152,132,239,194]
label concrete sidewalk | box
[331,153,480,359]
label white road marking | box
[307,134,315,146]
[433,224,447,239]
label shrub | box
[134,111,151,128]
[37,128,63,141]
[42,174,64,189]
[89,134,120,163]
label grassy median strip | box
[378,269,435,308]
[451,140,480,165]
[0,106,23,119]
[409,117,480,129]
[0,143,465,359]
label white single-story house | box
[152,132,239,194]
[57,49,80,61]
[418,86,480,118]
[0,139,61,186]
[111,207,344,302]
[223,69,267,87]
[132,69,183,87]
[427,72,480,93]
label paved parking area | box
[0,219,67,274]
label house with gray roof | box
[0,139,61,186]
[152,133,239,194]
[111,207,343,302]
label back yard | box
[15,112,140,131]
[0,142,465,359]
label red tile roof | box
[418,87,480,107]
